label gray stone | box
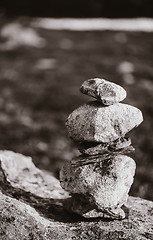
[80,78,127,105]
[78,145,135,158]
[66,101,143,143]
[1,191,153,240]
[0,150,69,199]
[0,191,75,240]
[60,155,136,219]
[78,137,133,155]
[0,150,153,239]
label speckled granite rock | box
[1,192,153,240]
[0,151,153,240]
[60,155,136,219]
[66,101,143,143]
[80,78,127,105]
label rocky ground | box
[0,18,153,202]
[0,151,153,240]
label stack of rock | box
[60,78,143,220]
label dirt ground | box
[0,19,153,201]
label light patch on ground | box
[117,61,135,85]
[32,18,153,32]
[35,58,57,70]
[0,23,46,50]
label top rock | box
[80,78,127,105]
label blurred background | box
[0,1,153,201]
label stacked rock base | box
[60,154,136,219]
[60,78,143,219]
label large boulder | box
[66,101,143,143]
[1,191,153,240]
[0,150,68,199]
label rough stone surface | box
[0,150,69,199]
[80,78,127,105]
[60,155,136,219]
[0,151,153,240]
[78,137,133,155]
[0,191,60,240]
[1,192,153,240]
[66,101,143,143]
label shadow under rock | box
[1,181,118,223]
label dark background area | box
[0,0,153,18]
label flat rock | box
[79,145,135,157]
[66,101,143,143]
[78,137,133,155]
[1,191,153,240]
[60,155,136,219]
[71,146,135,167]
[0,150,153,239]
[80,78,127,105]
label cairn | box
[60,78,143,219]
